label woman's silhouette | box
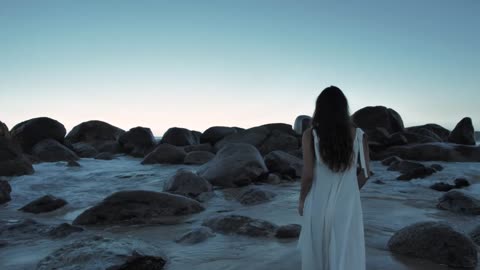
[297,86,371,270]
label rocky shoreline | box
[1,105,480,269]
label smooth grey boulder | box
[198,143,268,187]
[200,126,237,145]
[66,120,125,143]
[275,224,301,238]
[448,117,476,145]
[32,139,79,162]
[437,190,480,215]
[71,142,98,158]
[118,127,156,157]
[238,188,276,205]
[19,195,67,213]
[10,117,66,153]
[175,227,215,244]
[264,150,303,178]
[352,106,404,134]
[387,221,477,268]
[183,151,215,165]
[0,136,34,176]
[141,144,186,165]
[163,169,213,201]
[161,127,198,146]
[73,190,204,225]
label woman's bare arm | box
[299,128,315,203]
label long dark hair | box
[311,86,354,172]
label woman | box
[297,86,371,270]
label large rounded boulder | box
[73,190,204,225]
[118,127,156,157]
[387,221,477,268]
[10,117,66,153]
[448,117,476,145]
[352,106,404,134]
[141,144,186,165]
[65,120,124,153]
[200,126,237,145]
[197,143,268,187]
[71,142,99,158]
[32,139,79,162]
[19,195,67,213]
[264,150,303,178]
[406,124,450,142]
[437,190,480,215]
[163,169,213,201]
[161,127,198,146]
[183,151,215,165]
[0,136,34,176]
[293,115,312,135]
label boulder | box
[66,120,125,143]
[0,121,9,139]
[387,160,425,174]
[19,195,67,213]
[37,236,166,270]
[48,223,84,238]
[437,190,480,215]
[71,142,99,158]
[454,178,470,188]
[387,221,477,268]
[430,182,455,192]
[0,180,12,204]
[184,151,215,165]
[197,143,268,187]
[0,137,33,176]
[183,143,213,153]
[91,140,122,154]
[448,117,476,145]
[73,190,204,225]
[202,214,278,237]
[175,227,215,244]
[275,224,301,238]
[258,129,299,155]
[381,156,402,166]
[118,127,156,157]
[163,169,213,200]
[67,160,81,167]
[377,143,480,162]
[32,139,79,162]
[238,188,276,205]
[406,124,450,142]
[264,150,303,178]
[469,225,480,246]
[161,127,198,146]
[0,218,49,238]
[141,144,186,165]
[200,126,237,145]
[10,117,66,153]
[397,167,436,181]
[352,106,404,134]
[94,152,115,160]
[293,115,312,135]
[214,126,270,151]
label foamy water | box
[1,156,480,269]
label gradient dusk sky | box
[1,0,479,135]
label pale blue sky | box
[1,0,479,135]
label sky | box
[1,0,479,135]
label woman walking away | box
[297,86,371,270]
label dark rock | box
[175,227,215,244]
[161,127,198,146]
[0,240,7,248]
[430,182,455,192]
[32,139,79,162]
[200,126,237,145]
[66,120,125,144]
[264,150,303,178]
[0,121,9,139]
[183,151,215,165]
[183,143,213,153]
[71,142,99,158]
[0,137,34,176]
[469,225,480,246]
[202,214,278,237]
[437,190,480,215]
[214,126,270,151]
[430,164,444,172]
[10,117,66,153]
[0,218,49,237]
[73,190,204,225]
[381,156,402,166]
[141,144,186,165]
[397,167,436,181]
[275,224,301,238]
[19,195,67,213]
[387,221,477,268]
[197,143,268,187]
[373,180,386,185]
[454,178,470,188]
[238,188,276,205]
[163,169,213,200]
[258,130,299,155]
[48,223,84,238]
[92,140,122,154]
[377,143,480,162]
[37,236,166,270]
[406,124,450,142]
[388,160,425,174]
[264,173,282,184]
[0,180,12,204]
[293,115,312,135]
[119,127,156,157]
[94,152,114,160]
[448,117,476,145]
[67,160,81,167]
[352,106,404,134]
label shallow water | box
[1,156,480,269]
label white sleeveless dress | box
[297,128,367,270]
